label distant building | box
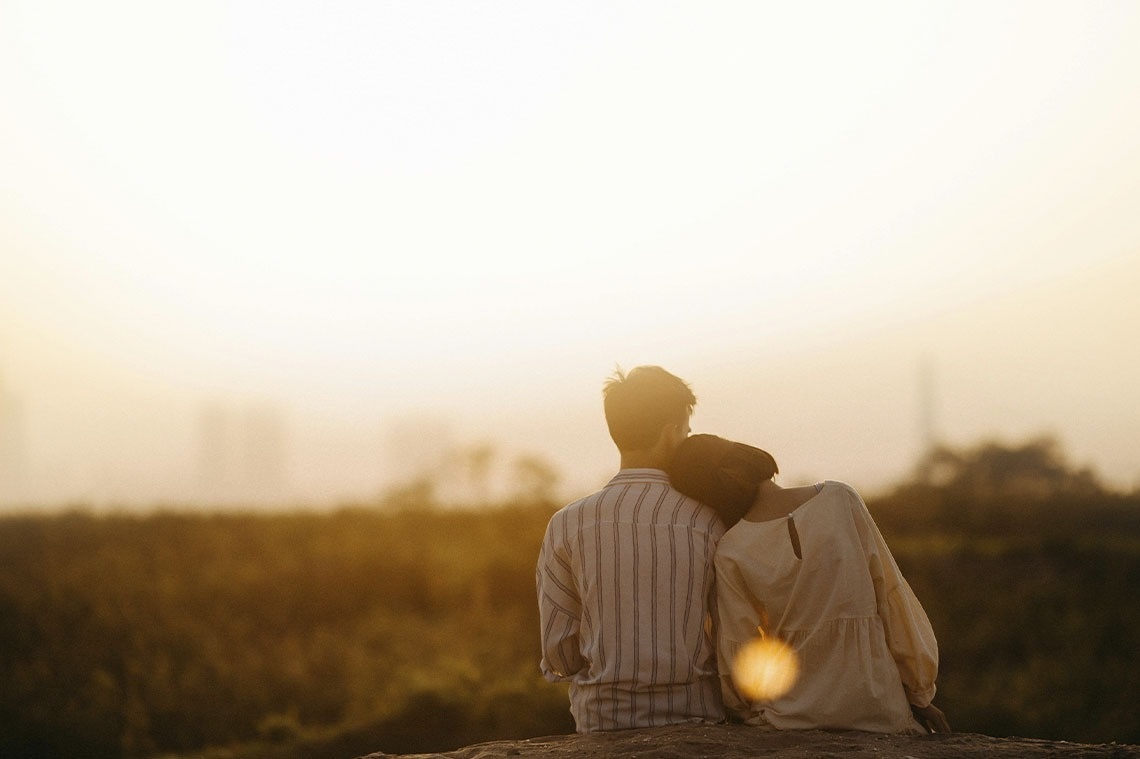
[0,375,28,504]
[196,402,234,504]
[196,401,288,506]
[241,403,287,503]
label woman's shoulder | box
[819,480,863,499]
[812,480,872,519]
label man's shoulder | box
[551,470,656,514]
[554,487,606,515]
[544,489,604,536]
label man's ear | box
[657,420,686,457]
[655,421,678,448]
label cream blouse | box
[714,480,938,734]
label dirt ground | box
[356,724,1140,759]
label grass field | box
[3,441,1138,758]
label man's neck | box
[619,451,668,470]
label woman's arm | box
[849,488,946,723]
[714,555,767,719]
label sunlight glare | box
[732,637,800,702]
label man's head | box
[603,366,695,466]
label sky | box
[1,1,1139,509]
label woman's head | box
[668,434,779,528]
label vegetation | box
[1,436,1138,758]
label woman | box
[669,434,950,734]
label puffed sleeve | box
[850,489,940,708]
[536,513,585,681]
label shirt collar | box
[607,468,671,486]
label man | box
[536,366,726,732]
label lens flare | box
[732,637,800,701]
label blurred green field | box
[2,438,1138,758]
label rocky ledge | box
[357,723,1140,759]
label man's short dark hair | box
[602,366,696,452]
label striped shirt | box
[536,468,726,732]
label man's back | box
[537,468,726,732]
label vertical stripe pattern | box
[537,468,726,732]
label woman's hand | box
[911,702,951,733]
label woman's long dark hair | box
[669,434,779,529]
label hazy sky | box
[2,1,1139,508]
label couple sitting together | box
[536,366,950,735]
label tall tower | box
[916,356,939,483]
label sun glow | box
[3,2,1140,507]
